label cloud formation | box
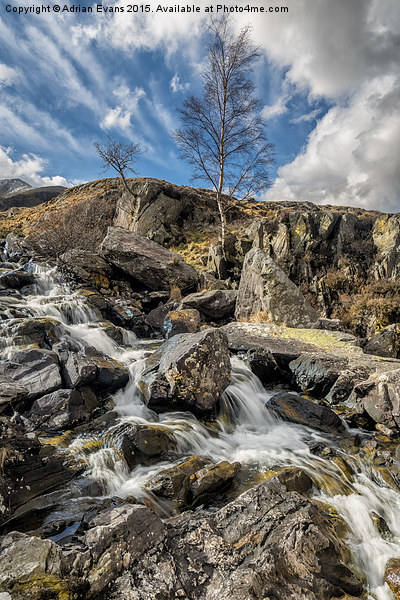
[251,0,400,211]
[0,147,69,187]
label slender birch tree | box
[94,135,143,231]
[173,17,274,253]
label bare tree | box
[94,135,143,231]
[173,17,274,254]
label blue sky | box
[0,0,399,211]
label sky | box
[0,0,399,212]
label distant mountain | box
[0,178,32,197]
[0,179,66,211]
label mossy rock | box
[385,557,400,599]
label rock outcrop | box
[235,248,319,327]
[139,329,231,414]
[101,226,198,292]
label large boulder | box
[181,289,237,319]
[162,308,201,338]
[350,369,400,429]
[109,479,363,600]
[266,392,345,434]
[101,226,198,292]
[235,248,319,327]
[289,353,348,397]
[139,329,231,414]
[0,348,62,404]
[59,249,112,289]
[57,345,129,392]
[26,387,98,431]
[363,324,400,359]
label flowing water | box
[2,259,400,600]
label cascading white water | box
[3,262,400,599]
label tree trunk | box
[216,192,226,258]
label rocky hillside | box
[1,176,399,340]
[0,178,66,211]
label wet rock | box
[145,303,173,329]
[0,316,62,349]
[181,289,237,319]
[145,456,211,508]
[59,249,112,290]
[266,392,345,434]
[59,346,128,392]
[119,423,174,469]
[162,308,201,338]
[289,353,348,396]
[108,302,151,337]
[326,366,372,405]
[235,248,319,327]
[0,419,81,526]
[277,467,314,495]
[350,369,400,429]
[190,460,240,506]
[364,324,400,359]
[140,329,231,415]
[0,373,29,415]
[0,270,35,290]
[0,348,62,403]
[385,557,400,599]
[26,387,98,431]
[109,478,363,600]
[101,226,198,293]
[247,348,290,385]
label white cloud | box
[265,75,400,211]
[0,147,69,187]
[101,107,132,130]
[0,64,17,86]
[262,96,288,120]
[100,85,145,131]
[170,74,190,93]
[291,108,322,124]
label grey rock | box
[0,348,62,402]
[26,387,98,431]
[162,308,201,338]
[119,423,174,469]
[235,248,319,327]
[350,369,400,429]
[109,479,362,600]
[140,329,231,414]
[364,324,400,358]
[289,353,348,396]
[266,391,345,433]
[0,373,29,414]
[0,270,35,290]
[59,249,112,283]
[181,289,237,319]
[101,226,198,293]
[373,214,400,279]
[207,241,229,280]
[59,346,128,392]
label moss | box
[11,574,74,599]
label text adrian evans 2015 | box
[5,4,289,15]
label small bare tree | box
[94,135,143,231]
[173,17,274,253]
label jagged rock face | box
[0,480,362,600]
[109,479,363,600]
[235,248,319,327]
[373,214,400,279]
[113,178,217,245]
[139,328,231,414]
[351,369,400,429]
[101,226,198,293]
